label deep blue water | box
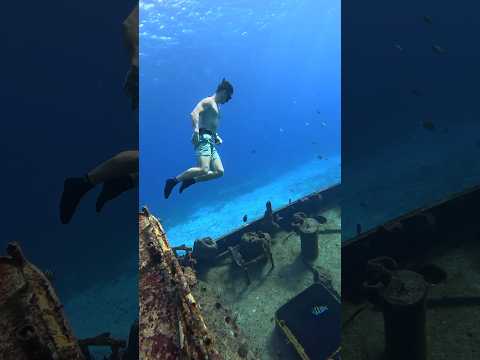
[0,0,138,307]
[341,1,480,239]
[140,0,341,240]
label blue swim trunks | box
[194,133,220,161]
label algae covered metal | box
[139,207,223,360]
[0,242,86,360]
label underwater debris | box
[240,231,273,262]
[0,242,86,360]
[216,231,274,285]
[242,214,247,223]
[172,244,192,252]
[291,212,307,229]
[291,213,323,260]
[193,237,219,264]
[296,217,320,261]
[364,257,428,360]
[261,200,281,233]
[139,209,223,360]
[79,333,126,360]
[237,231,274,284]
[171,244,193,259]
[432,44,446,54]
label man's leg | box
[179,155,224,193]
[192,157,224,183]
[88,151,138,185]
[60,151,138,224]
[96,172,138,212]
[164,156,210,199]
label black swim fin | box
[59,176,94,224]
[96,175,136,212]
[164,178,179,199]
[179,178,196,193]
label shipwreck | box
[139,183,342,360]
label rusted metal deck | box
[213,183,341,254]
[342,183,480,299]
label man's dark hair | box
[216,78,234,96]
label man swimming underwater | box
[59,4,139,224]
[164,79,234,198]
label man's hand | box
[192,129,200,146]
[215,134,223,145]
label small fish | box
[423,15,433,24]
[316,110,321,115]
[321,122,327,127]
[312,305,328,316]
[394,43,404,52]
[432,45,446,54]
[317,155,323,160]
[243,215,248,222]
[422,120,435,131]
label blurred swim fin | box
[96,174,136,212]
[59,176,94,224]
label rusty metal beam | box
[139,207,223,360]
[0,242,86,360]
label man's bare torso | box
[198,96,220,133]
